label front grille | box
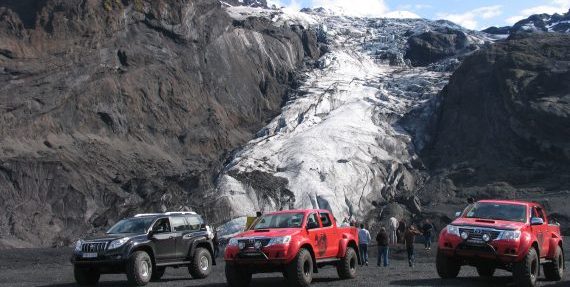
[238,238,271,249]
[81,242,108,253]
[459,227,501,242]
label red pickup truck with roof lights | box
[437,200,564,287]
[224,209,360,287]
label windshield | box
[253,213,305,229]
[107,217,156,234]
[465,203,527,223]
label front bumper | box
[439,236,522,264]
[225,245,293,271]
[71,249,129,273]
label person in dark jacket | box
[404,225,422,267]
[422,219,435,250]
[376,227,389,267]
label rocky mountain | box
[0,0,321,248]
[483,9,570,34]
[0,1,568,248]
[422,33,570,234]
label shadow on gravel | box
[390,276,514,287]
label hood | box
[233,228,301,238]
[84,233,138,242]
[452,217,526,230]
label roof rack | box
[134,211,197,217]
[164,211,197,215]
[134,213,162,217]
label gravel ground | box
[0,243,568,287]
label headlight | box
[267,236,291,246]
[74,240,83,251]
[498,230,521,241]
[108,237,129,250]
[447,225,460,237]
[228,238,238,246]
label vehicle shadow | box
[390,276,515,287]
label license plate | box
[82,252,98,258]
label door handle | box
[169,236,174,239]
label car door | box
[175,215,204,260]
[535,206,550,257]
[169,216,189,261]
[150,218,177,262]
[530,206,547,257]
[318,212,339,258]
[306,212,326,259]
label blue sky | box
[266,0,570,30]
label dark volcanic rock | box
[422,33,570,233]
[405,27,475,66]
[0,0,317,248]
[482,26,511,35]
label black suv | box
[71,212,216,286]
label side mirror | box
[531,217,544,225]
[306,221,319,230]
[455,211,462,218]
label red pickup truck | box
[224,209,360,287]
[437,200,565,287]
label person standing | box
[213,230,220,258]
[376,227,389,267]
[358,224,372,266]
[404,225,422,267]
[397,220,407,244]
[389,217,398,245]
[422,219,434,250]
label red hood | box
[233,228,301,238]
[452,217,526,230]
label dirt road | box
[1,244,568,287]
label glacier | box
[208,6,492,230]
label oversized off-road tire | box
[476,265,495,278]
[513,247,539,287]
[74,266,100,286]
[150,267,165,281]
[225,264,252,287]
[336,247,357,279]
[436,250,461,279]
[286,248,314,287]
[544,245,564,281]
[189,247,212,279]
[126,251,152,286]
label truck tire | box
[126,251,152,286]
[436,250,460,279]
[150,267,165,281]
[74,266,100,286]
[286,248,313,287]
[336,247,357,279]
[189,247,212,279]
[544,245,564,281]
[513,247,539,287]
[476,265,495,278]
[225,264,252,287]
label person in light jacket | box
[358,223,372,266]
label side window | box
[153,218,171,233]
[320,213,332,227]
[535,207,546,221]
[307,213,320,229]
[170,216,189,232]
[185,215,203,231]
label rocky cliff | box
[0,0,320,248]
[422,33,570,233]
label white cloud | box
[506,0,570,24]
[383,10,421,19]
[438,5,502,30]
[312,0,389,17]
